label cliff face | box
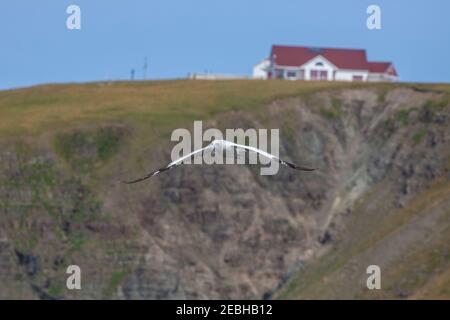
[0,82,449,299]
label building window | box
[286,71,297,79]
[352,75,363,81]
[311,70,327,80]
[275,69,284,79]
[315,62,324,66]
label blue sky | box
[1,0,449,89]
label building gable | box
[300,55,338,70]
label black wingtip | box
[121,177,150,184]
[122,167,171,184]
[298,166,317,171]
[294,166,317,171]
[122,171,157,184]
[122,180,140,184]
[282,160,317,171]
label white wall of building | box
[272,55,373,81]
[300,56,337,81]
[367,73,398,82]
[252,58,270,79]
[189,73,248,80]
[335,69,369,81]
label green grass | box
[319,97,343,119]
[0,80,348,137]
[110,271,127,287]
[392,95,449,126]
[412,128,427,143]
[103,271,128,297]
[377,88,387,104]
[0,143,104,261]
[2,80,445,138]
[422,98,448,114]
[320,107,340,119]
[282,125,296,144]
[48,286,63,298]
[53,126,126,172]
[332,97,342,109]
[12,237,38,255]
[395,109,414,125]
[69,237,86,251]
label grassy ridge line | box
[0,79,432,138]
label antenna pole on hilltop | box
[143,57,148,80]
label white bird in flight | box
[123,139,316,184]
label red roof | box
[368,62,397,76]
[271,45,395,74]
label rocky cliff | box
[0,81,448,299]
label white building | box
[254,45,398,82]
[252,58,270,79]
[188,73,248,80]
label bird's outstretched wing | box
[123,145,212,184]
[228,142,316,171]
